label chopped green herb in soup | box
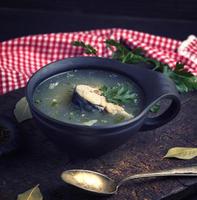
[33,69,142,126]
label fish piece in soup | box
[72,85,104,112]
[72,84,133,119]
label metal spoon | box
[61,166,197,195]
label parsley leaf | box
[105,39,197,93]
[166,63,197,93]
[72,41,97,55]
[100,84,137,105]
[106,39,146,64]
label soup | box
[33,69,142,126]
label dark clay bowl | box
[26,57,181,157]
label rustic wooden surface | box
[0,88,196,200]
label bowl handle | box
[140,74,181,131]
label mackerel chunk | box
[72,85,133,119]
[72,85,104,112]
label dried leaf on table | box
[17,184,43,200]
[14,97,32,123]
[164,147,197,160]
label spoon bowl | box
[61,166,197,195]
[61,169,117,195]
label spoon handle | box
[118,166,197,187]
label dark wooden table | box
[0,87,196,200]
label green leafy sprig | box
[105,39,146,64]
[100,84,137,105]
[71,39,197,93]
[159,63,197,93]
[72,41,97,55]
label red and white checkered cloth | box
[0,28,196,95]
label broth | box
[33,69,143,126]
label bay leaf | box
[164,147,197,160]
[14,97,32,123]
[17,184,43,200]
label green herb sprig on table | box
[100,84,137,105]
[158,63,197,93]
[71,39,197,93]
